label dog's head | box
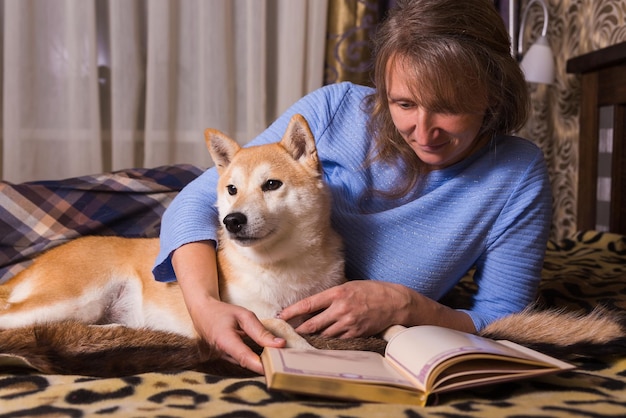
[204,114,329,251]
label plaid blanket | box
[0,165,202,283]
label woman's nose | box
[414,109,438,143]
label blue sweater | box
[153,82,552,331]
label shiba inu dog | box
[1,114,625,377]
[0,114,344,355]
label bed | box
[1,43,626,417]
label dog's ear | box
[204,128,241,174]
[280,114,320,173]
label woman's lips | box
[412,139,450,152]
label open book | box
[261,325,574,406]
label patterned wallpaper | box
[519,0,626,240]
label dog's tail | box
[0,321,254,377]
[480,306,626,359]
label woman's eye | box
[262,179,283,192]
[227,185,237,195]
[389,99,414,110]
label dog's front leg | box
[261,318,314,349]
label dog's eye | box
[262,179,283,192]
[227,185,237,195]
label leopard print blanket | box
[1,231,625,417]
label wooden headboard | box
[566,41,626,235]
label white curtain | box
[0,0,328,183]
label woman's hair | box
[365,0,529,198]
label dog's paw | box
[261,318,315,349]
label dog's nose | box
[223,212,247,233]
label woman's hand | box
[192,297,286,374]
[173,241,285,375]
[278,281,413,337]
[278,280,476,337]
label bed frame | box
[566,41,626,235]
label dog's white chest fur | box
[219,253,343,320]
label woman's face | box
[386,62,487,170]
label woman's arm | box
[172,241,285,374]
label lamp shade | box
[520,35,555,84]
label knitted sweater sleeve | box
[462,149,552,330]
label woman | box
[153,0,552,374]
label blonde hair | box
[365,0,529,198]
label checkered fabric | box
[0,164,202,283]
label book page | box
[430,356,571,392]
[497,340,574,369]
[384,326,572,392]
[265,348,416,389]
[262,347,428,405]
